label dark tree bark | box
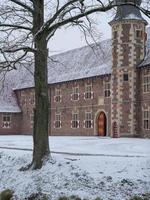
[31,0,50,169]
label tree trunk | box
[31,0,50,169]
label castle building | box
[0,0,150,137]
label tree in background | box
[0,0,149,169]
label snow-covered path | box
[0,136,150,200]
[0,135,150,156]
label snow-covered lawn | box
[0,136,150,200]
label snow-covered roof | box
[139,50,150,67]
[12,39,112,90]
[0,72,21,113]
[110,1,147,24]
[1,31,150,113]
[0,39,112,113]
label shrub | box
[0,189,14,200]
[130,196,143,200]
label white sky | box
[48,11,150,56]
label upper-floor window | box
[113,31,117,40]
[54,88,62,102]
[54,112,61,128]
[143,110,149,130]
[123,73,129,82]
[71,112,79,128]
[84,111,93,128]
[104,80,111,97]
[71,86,79,101]
[2,113,11,128]
[143,72,150,93]
[84,82,93,99]
[135,30,143,39]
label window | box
[113,31,117,40]
[104,80,111,97]
[143,110,149,130]
[123,73,129,82]
[54,88,62,102]
[2,113,11,128]
[54,112,61,128]
[71,86,79,101]
[143,72,150,93]
[84,82,93,99]
[84,111,93,128]
[135,30,143,39]
[71,112,79,128]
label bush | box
[0,189,14,200]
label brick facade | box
[0,1,150,137]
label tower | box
[109,0,147,137]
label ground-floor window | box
[84,111,93,128]
[54,112,61,128]
[143,110,149,130]
[2,113,11,128]
[71,112,79,128]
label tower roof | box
[110,0,147,24]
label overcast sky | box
[48,11,150,56]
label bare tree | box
[0,0,149,169]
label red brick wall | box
[14,76,111,136]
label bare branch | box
[10,0,34,14]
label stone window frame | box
[135,29,143,39]
[123,73,129,82]
[71,111,79,129]
[54,88,62,103]
[143,109,149,130]
[104,79,111,98]
[84,82,93,100]
[2,113,12,128]
[54,112,61,129]
[143,71,150,93]
[71,85,79,101]
[84,111,93,129]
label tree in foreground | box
[0,0,149,169]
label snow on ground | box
[0,136,150,200]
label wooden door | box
[98,112,106,136]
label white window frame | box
[104,80,111,98]
[71,86,79,101]
[71,111,79,128]
[2,113,11,128]
[54,112,61,128]
[143,110,149,130]
[84,82,93,100]
[143,72,150,93]
[84,111,93,129]
[54,88,62,102]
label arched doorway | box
[98,112,107,136]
